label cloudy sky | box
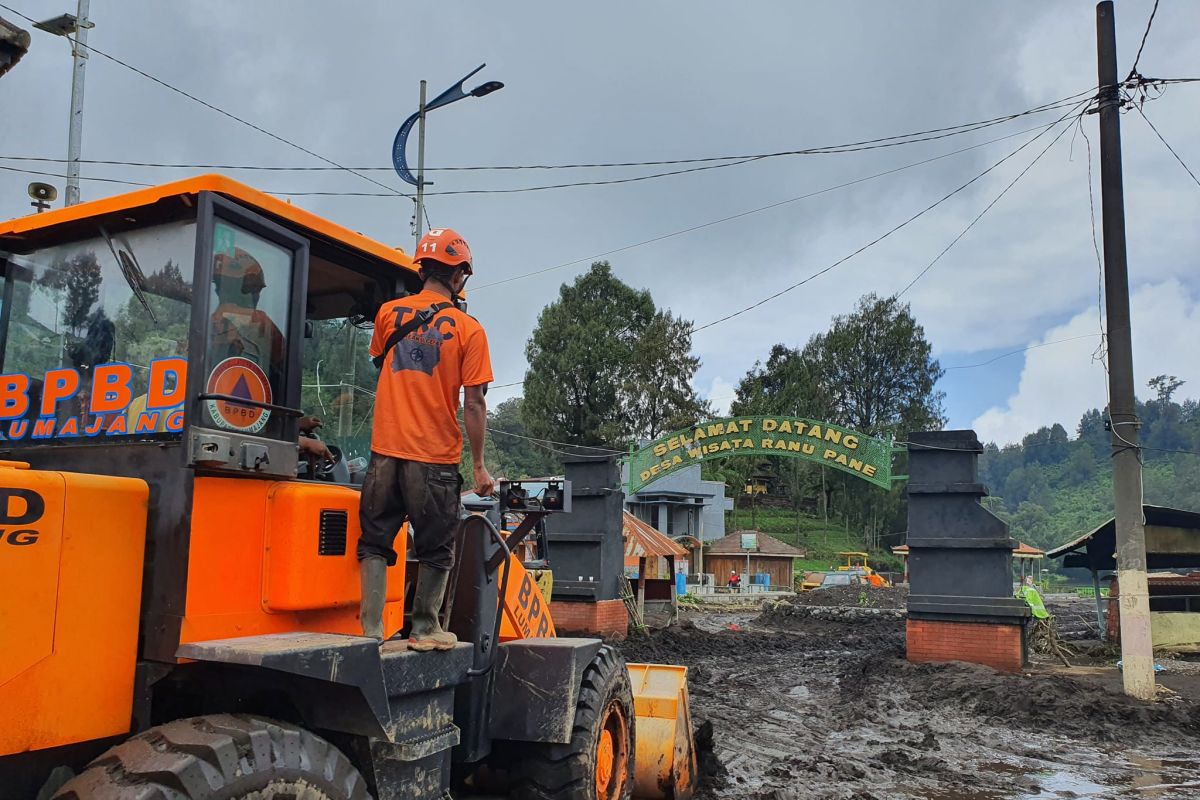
[1,1,1197,445]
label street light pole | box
[65,0,91,206]
[413,79,428,252]
[392,65,503,251]
[1095,0,1154,700]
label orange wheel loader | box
[0,175,695,800]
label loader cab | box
[0,175,418,475]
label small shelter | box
[624,511,689,628]
[1047,505,1200,646]
[892,541,1045,583]
[705,530,805,590]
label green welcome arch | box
[626,415,904,494]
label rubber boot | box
[359,556,387,641]
[408,566,458,652]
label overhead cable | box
[483,104,1088,391]
[0,1,409,199]
[0,90,1092,176]
[895,117,1077,297]
[1134,105,1200,189]
[1126,0,1160,82]
[686,103,1088,335]
[471,119,1065,291]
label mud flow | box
[618,591,1200,800]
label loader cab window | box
[0,221,195,445]
[298,252,395,484]
[201,222,293,438]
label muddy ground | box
[617,595,1200,800]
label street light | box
[392,64,504,250]
[34,1,94,207]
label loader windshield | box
[0,221,195,444]
[297,251,389,480]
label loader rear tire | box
[512,644,635,800]
[52,714,370,800]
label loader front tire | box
[513,644,635,800]
[52,714,370,800]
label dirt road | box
[618,601,1200,799]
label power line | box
[1134,105,1200,189]
[686,103,1088,336]
[895,118,1076,297]
[0,98,1095,199]
[484,106,1087,392]
[471,119,1066,291]
[0,162,146,187]
[1126,0,1160,81]
[0,1,409,200]
[487,427,624,454]
[942,334,1102,370]
[0,90,1093,176]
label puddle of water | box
[1124,754,1200,797]
[786,684,810,700]
[1020,769,1112,799]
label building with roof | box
[623,512,689,628]
[1047,505,1200,650]
[704,530,806,590]
[623,463,732,545]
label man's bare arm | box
[464,385,495,496]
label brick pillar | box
[907,619,1024,673]
[550,599,628,639]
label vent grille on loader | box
[318,510,348,556]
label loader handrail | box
[468,518,512,678]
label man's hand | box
[299,436,333,461]
[299,415,324,434]
[473,463,496,497]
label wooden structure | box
[1048,505,1200,644]
[624,512,689,628]
[705,530,805,590]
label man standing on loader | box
[358,227,495,649]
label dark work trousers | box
[357,454,463,570]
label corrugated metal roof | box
[623,512,688,559]
[1046,505,1200,561]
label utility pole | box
[1096,0,1155,700]
[65,0,91,206]
[413,79,428,252]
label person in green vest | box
[1017,576,1050,619]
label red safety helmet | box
[415,228,473,275]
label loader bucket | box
[626,663,697,800]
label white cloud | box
[972,280,1200,445]
[702,375,736,417]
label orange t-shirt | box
[369,290,493,464]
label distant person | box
[729,571,742,589]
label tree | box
[487,398,559,478]
[623,310,711,440]
[726,293,945,548]
[808,293,945,437]
[522,262,706,447]
[731,343,832,420]
[40,252,102,337]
